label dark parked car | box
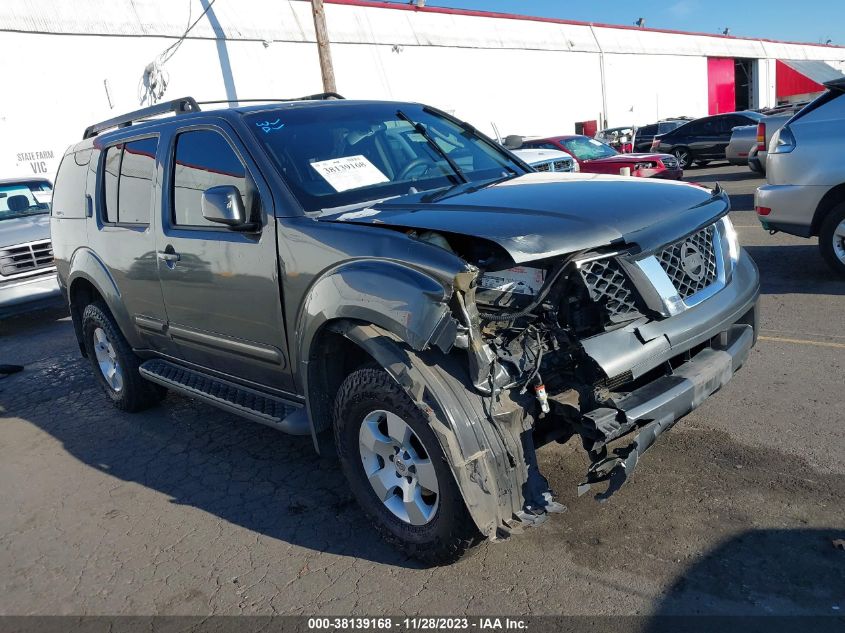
[51,95,759,563]
[652,111,764,168]
[632,119,691,153]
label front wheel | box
[672,148,691,169]
[819,202,845,277]
[333,368,480,564]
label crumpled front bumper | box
[574,249,760,499]
[577,317,756,499]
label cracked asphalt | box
[1,164,843,617]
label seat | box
[7,195,31,212]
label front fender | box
[295,259,459,385]
[328,322,526,540]
[67,247,143,349]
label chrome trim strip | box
[634,255,685,316]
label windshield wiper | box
[396,110,468,184]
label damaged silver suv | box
[52,95,759,563]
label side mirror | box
[201,185,251,228]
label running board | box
[139,359,310,435]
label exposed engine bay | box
[405,223,756,523]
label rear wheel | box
[672,147,691,169]
[81,302,165,411]
[819,203,845,277]
[333,367,480,564]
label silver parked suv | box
[756,78,845,275]
[52,95,759,563]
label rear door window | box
[118,138,157,224]
[102,137,158,225]
[103,146,121,223]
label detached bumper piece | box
[577,322,754,500]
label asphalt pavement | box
[1,163,843,619]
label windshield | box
[245,103,524,212]
[0,181,52,221]
[559,137,618,160]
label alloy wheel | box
[833,219,845,265]
[93,327,124,392]
[358,409,439,526]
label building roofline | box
[326,0,845,51]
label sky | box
[414,0,843,45]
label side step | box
[139,359,310,435]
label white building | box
[2,0,844,180]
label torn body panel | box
[310,182,757,534]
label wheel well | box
[307,322,378,448]
[811,184,845,236]
[68,278,105,357]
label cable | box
[142,0,219,103]
[159,0,217,64]
[478,254,580,322]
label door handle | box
[157,250,180,263]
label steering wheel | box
[398,157,437,181]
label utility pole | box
[310,0,337,93]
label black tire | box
[81,301,165,412]
[333,368,481,564]
[818,202,845,277]
[671,147,691,169]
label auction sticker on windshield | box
[311,155,389,192]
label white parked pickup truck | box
[0,177,61,317]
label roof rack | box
[82,93,345,139]
[83,97,201,139]
[825,77,845,91]
[194,92,345,106]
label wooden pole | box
[310,0,337,93]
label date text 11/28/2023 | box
[307,617,528,630]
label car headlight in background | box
[720,215,740,264]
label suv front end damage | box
[436,212,758,532]
[325,180,760,539]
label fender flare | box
[295,259,459,388]
[67,247,143,350]
[324,321,527,540]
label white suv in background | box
[755,78,845,276]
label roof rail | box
[83,97,201,139]
[194,93,346,107]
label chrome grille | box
[533,159,575,173]
[662,156,679,170]
[657,225,718,300]
[0,240,54,277]
[578,258,641,323]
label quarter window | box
[102,137,157,224]
[171,129,250,227]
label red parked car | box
[522,135,684,179]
